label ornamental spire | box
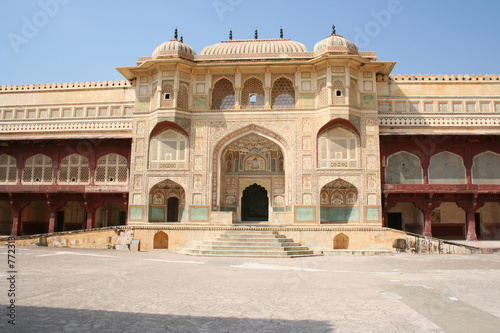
[174,27,178,40]
[280,26,283,39]
[331,24,336,36]
[255,28,258,39]
[229,29,233,40]
[180,35,183,43]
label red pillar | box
[466,197,478,241]
[466,209,477,241]
[423,208,432,237]
[48,206,56,233]
[10,207,24,236]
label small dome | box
[152,40,196,59]
[200,39,308,59]
[314,34,358,55]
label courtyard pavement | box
[1,246,500,333]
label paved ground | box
[1,246,500,333]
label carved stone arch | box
[320,178,359,223]
[317,120,361,169]
[148,122,189,170]
[212,124,291,207]
[149,179,185,222]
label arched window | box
[332,79,345,104]
[160,82,174,107]
[177,83,189,109]
[428,151,466,184]
[22,154,53,184]
[58,154,90,184]
[317,80,328,107]
[0,154,17,184]
[385,152,423,184]
[95,154,128,184]
[211,78,235,110]
[318,127,359,168]
[271,77,295,108]
[149,129,188,169]
[472,151,500,184]
[241,78,265,109]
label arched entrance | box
[149,179,185,222]
[241,184,269,221]
[167,197,179,222]
[218,132,285,221]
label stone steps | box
[177,230,315,258]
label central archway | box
[241,184,269,221]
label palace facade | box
[1,28,499,244]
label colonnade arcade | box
[381,135,500,240]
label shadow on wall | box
[9,306,333,332]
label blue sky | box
[1,0,499,85]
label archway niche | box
[219,133,284,220]
[333,233,349,249]
[153,231,169,249]
[96,202,126,228]
[149,179,185,222]
[57,201,86,232]
[431,202,466,240]
[320,179,359,223]
[21,201,49,235]
[388,202,424,234]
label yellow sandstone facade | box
[1,28,499,252]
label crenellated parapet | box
[0,80,131,92]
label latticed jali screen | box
[0,154,17,183]
[160,83,174,108]
[58,154,90,184]
[271,77,295,108]
[317,81,328,107]
[177,84,189,109]
[241,78,265,109]
[95,154,128,184]
[22,154,53,184]
[212,78,235,110]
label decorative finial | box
[331,24,336,36]
[174,27,178,40]
[229,29,233,40]
[255,28,258,39]
[280,26,283,39]
[180,35,183,43]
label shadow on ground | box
[2,305,333,332]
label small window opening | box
[249,94,257,103]
[108,177,114,182]
[164,93,170,100]
[71,177,77,182]
[35,177,41,182]
[336,90,342,97]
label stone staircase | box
[176,230,316,258]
